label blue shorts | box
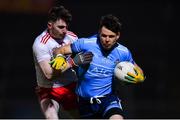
[78,94,123,118]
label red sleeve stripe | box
[41,32,48,43]
[67,31,77,37]
[40,32,51,44]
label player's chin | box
[57,34,65,39]
[102,45,112,50]
[60,36,66,39]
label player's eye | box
[108,35,116,38]
[58,26,67,29]
[101,34,115,38]
[101,34,107,38]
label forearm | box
[53,44,72,56]
[39,60,54,80]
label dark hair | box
[48,5,72,25]
[99,14,122,34]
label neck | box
[97,36,118,57]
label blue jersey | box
[71,35,134,97]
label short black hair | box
[48,5,72,25]
[99,14,122,34]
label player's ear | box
[116,32,120,40]
[47,22,52,29]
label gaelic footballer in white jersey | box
[33,30,78,88]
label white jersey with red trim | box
[32,29,78,88]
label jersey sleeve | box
[117,44,135,64]
[66,31,78,43]
[126,49,135,64]
[32,41,51,62]
[70,38,86,53]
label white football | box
[114,61,135,82]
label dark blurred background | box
[0,0,178,119]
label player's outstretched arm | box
[50,52,93,71]
[49,45,93,72]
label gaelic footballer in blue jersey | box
[50,14,145,119]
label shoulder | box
[116,43,130,53]
[33,30,51,45]
[67,31,78,38]
[66,31,78,40]
[115,43,132,57]
[33,31,49,51]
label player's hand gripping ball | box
[114,61,145,84]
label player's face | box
[99,26,120,50]
[48,19,68,40]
